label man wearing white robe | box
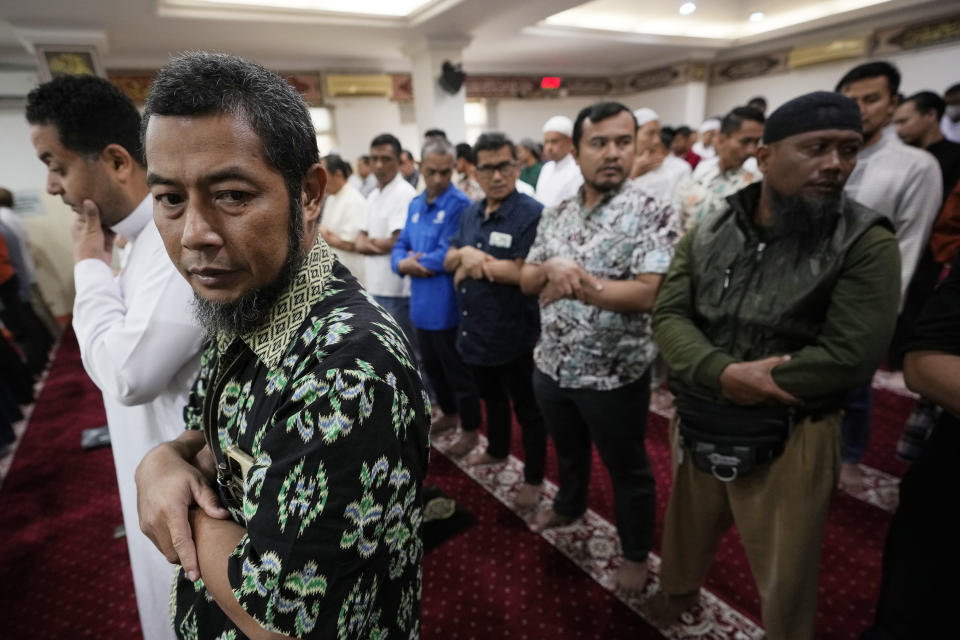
[535,115,583,207]
[319,153,368,285]
[27,75,203,640]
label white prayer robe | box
[844,127,942,308]
[321,182,368,286]
[535,153,584,207]
[73,195,203,640]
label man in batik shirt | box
[135,52,430,640]
[674,106,764,230]
[520,102,681,597]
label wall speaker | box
[438,60,465,95]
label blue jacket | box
[391,184,471,330]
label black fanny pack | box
[675,394,795,481]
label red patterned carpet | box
[0,330,914,639]
[0,329,141,639]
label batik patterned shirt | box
[172,239,431,640]
[674,158,760,230]
[525,183,681,390]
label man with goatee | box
[648,91,901,639]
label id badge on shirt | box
[489,231,513,249]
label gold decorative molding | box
[874,14,960,54]
[108,72,155,104]
[788,37,869,69]
[709,52,789,85]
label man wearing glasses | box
[444,132,547,508]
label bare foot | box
[514,482,541,512]
[447,430,479,457]
[431,413,458,436]
[645,589,699,628]
[464,451,506,467]
[839,462,866,492]
[615,558,649,599]
[529,506,576,533]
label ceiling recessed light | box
[749,11,765,22]
[679,3,697,16]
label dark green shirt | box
[173,239,430,639]
[519,162,543,188]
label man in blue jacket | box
[392,138,481,451]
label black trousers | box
[862,413,958,639]
[416,327,482,431]
[533,368,655,561]
[469,352,546,484]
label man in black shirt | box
[444,132,547,510]
[894,91,960,203]
[863,255,960,639]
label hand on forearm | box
[189,510,291,639]
[481,259,523,285]
[580,275,661,313]
[538,258,601,306]
[397,253,434,278]
[719,356,801,406]
[136,434,230,581]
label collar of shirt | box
[419,182,461,213]
[110,194,153,240]
[573,180,625,217]
[216,238,335,368]
[370,173,408,202]
[478,188,523,222]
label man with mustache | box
[648,91,901,639]
[835,61,941,490]
[27,75,204,640]
[134,52,430,639]
[520,102,681,597]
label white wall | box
[0,108,77,316]
[490,83,695,143]
[706,42,960,118]
[325,96,421,163]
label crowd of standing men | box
[10,51,959,640]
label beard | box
[768,184,843,256]
[192,196,307,338]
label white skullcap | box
[699,118,721,133]
[542,115,574,138]
[633,108,659,127]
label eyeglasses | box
[476,161,516,177]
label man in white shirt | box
[319,153,367,285]
[27,75,203,640]
[691,118,720,159]
[356,133,417,346]
[535,115,583,207]
[347,155,378,198]
[630,108,690,204]
[674,106,764,230]
[836,61,942,490]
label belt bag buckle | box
[690,441,756,482]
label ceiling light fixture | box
[679,3,697,16]
[749,11,765,22]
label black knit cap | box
[763,91,862,144]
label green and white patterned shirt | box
[525,183,681,390]
[172,238,431,640]
[673,157,760,231]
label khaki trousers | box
[659,412,841,640]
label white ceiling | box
[0,0,954,76]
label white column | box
[408,36,470,144]
[682,80,709,126]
